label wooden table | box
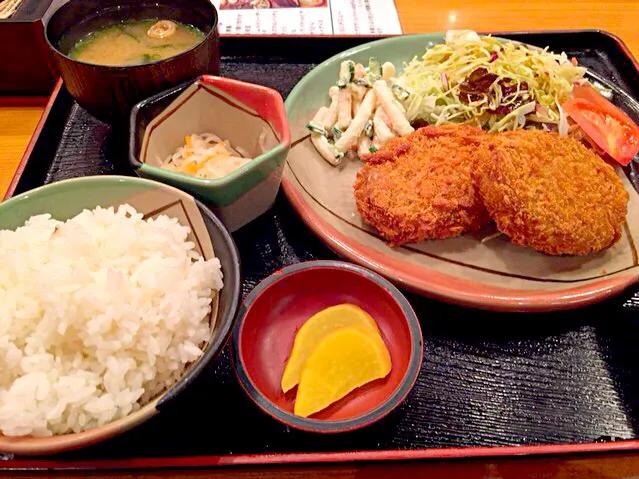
[2,1,639,477]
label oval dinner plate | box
[282,33,639,312]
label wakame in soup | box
[68,19,205,66]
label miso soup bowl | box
[129,75,291,232]
[44,0,220,124]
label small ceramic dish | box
[0,176,240,455]
[130,75,291,232]
[232,260,423,433]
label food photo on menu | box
[1,0,639,475]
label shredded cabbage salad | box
[397,32,589,132]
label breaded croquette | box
[473,129,629,256]
[354,125,491,246]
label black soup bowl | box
[44,0,220,124]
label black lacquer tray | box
[4,31,639,470]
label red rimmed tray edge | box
[3,78,62,202]
[2,30,639,469]
[3,440,639,470]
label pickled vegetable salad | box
[397,30,588,132]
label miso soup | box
[68,19,205,66]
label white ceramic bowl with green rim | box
[0,175,241,455]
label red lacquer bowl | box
[231,260,423,433]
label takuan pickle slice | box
[281,304,381,393]
[293,327,392,418]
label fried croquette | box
[474,129,629,256]
[354,125,491,246]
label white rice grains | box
[0,204,224,437]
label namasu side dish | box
[0,0,23,19]
[159,133,253,180]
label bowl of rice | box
[0,175,240,455]
[129,75,290,233]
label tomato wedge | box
[562,84,639,166]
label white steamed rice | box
[0,204,223,437]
